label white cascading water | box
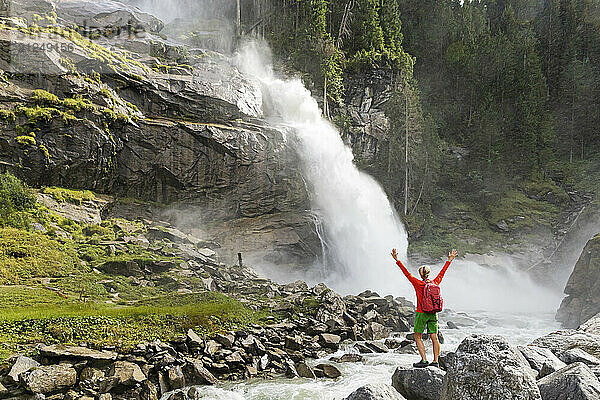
[234,41,410,296]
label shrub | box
[31,89,60,106]
[0,173,36,212]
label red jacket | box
[396,260,451,313]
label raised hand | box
[448,249,458,261]
[391,248,399,261]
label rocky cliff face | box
[556,233,600,328]
[0,0,320,267]
[337,69,394,167]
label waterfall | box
[234,41,410,296]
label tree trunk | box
[236,0,241,36]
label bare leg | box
[414,332,427,361]
[431,333,440,362]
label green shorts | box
[414,311,438,334]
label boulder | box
[558,348,600,367]
[364,341,389,354]
[345,383,407,400]
[518,345,566,379]
[296,362,316,379]
[580,313,600,334]
[440,335,541,400]
[391,365,444,400]
[39,344,117,361]
[531,330,600,358]
[556,234,600,328]
[22,364,77,394]
[183,359,217,385]
[319,333,341,349]
[107,361,146,388]
[314,364,341,379]
[7,356,39,384]
[214,332,235,349]
[537,362,600,400]
[186,329,204,349]
[167,365,185,390]
[364,322,391,341]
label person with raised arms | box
[391,248,457,368]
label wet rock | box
[395,343,418,355]
[392,365,445,400]
[355,343,374,354]
[364,341,389,354]
[446,321,459,329]
[296,362,316,379]
[531,330,600,358]
[440,335,540,400]
[285,360,298,378]
[558,348,600,367]
[384,338,406,349]
[331,354,363,363]
[537,362,600,400]
[23,364,77,394]
[40,344,118,361]
[518,345,566,379]
[8,356,39,384]
[345,383,407,400]
[556,234,600,328]
[314,364,342,379]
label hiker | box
[390,248,457,368]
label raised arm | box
[391,248,421,286]
[434,249,457,285]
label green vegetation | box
[0,227,79,284]
[0,172,36,230]
[40,186,95,205]
[0,175,275,360]
[0,292,265,359]
[15,135,36,147]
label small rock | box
[334,354,363,363]
[518,345,566,379]
[285,335,303,351]
[447,321,459,329]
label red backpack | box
[422,280,443,313]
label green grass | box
[485,190,559,230]
[0,291,268,360]
[0,227,80,284]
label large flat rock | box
[40,344,118,361]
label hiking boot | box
[429,361,439,368]
[413,360,429,368]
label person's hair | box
[418,265,431,280]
